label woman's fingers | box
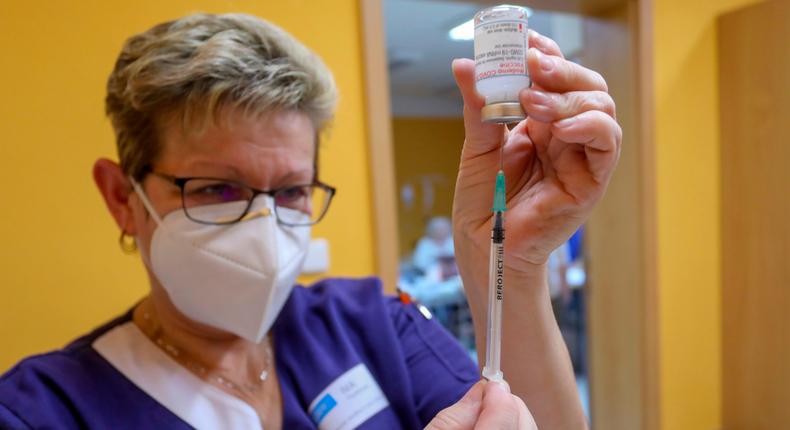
[451,58,507,157]
[475,381,522,429]
[550,110,622,183]
[520,89,616,123]
[425,381,538,430]
[527,48,608,93]
[528,29,564,59]
[516,396,539,430]
[425,381,485,430]
[452,29,611,159]
[451,58,484,110]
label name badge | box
[308,364,389,430]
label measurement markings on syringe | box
[496,245,504,301]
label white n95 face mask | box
[131,179,310,343]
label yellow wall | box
[652,0,763,428]
[0,1,374,372]
[391,118,465,258]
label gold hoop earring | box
[119,230,138,254]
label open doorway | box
[363,0,652,427]
[383,0,590,416]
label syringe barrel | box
[483,232,505,382]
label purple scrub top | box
[0,277,478,429]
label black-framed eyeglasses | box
[146,171,336,226]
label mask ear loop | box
[129,176,164,225]
[128,176,166,268]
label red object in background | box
[398,290,413,304]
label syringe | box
[482,170,506,382]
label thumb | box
[425,381,485,430]
[475,381,521,429]
[451,58,506,157]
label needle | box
[483,164,506,382]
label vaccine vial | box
[474,5,530,123]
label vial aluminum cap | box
[481,102,525,124]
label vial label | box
[474,19,528,82]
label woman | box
[0,13,619,430]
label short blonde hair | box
[105,13,338,180]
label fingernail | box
[459,390,479,405]
[555,117,576,128]
[539,36,554,52]
[530,31,547,48]
[537,50,554,72]
[528,89,551,106]
[491,381,510,393]
[459,381,485,404]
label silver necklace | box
[142,312,273,392]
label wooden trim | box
[583,3,644,428]
[720,2,790,426]
[637,0,660,428]
[359,0,400,292]
[582,1,660,428]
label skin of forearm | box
[460,251,588,429]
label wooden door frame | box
[636,1,660,428]
[360,0,400,292]
[358,1,659,428]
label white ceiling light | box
[449,7,534,41]
[448,19,475,41]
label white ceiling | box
[384,0,583,117]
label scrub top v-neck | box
[0,277,479,429]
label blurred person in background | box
[402,217,474,356]
[548,241,572,309]
[413,216,455,274]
